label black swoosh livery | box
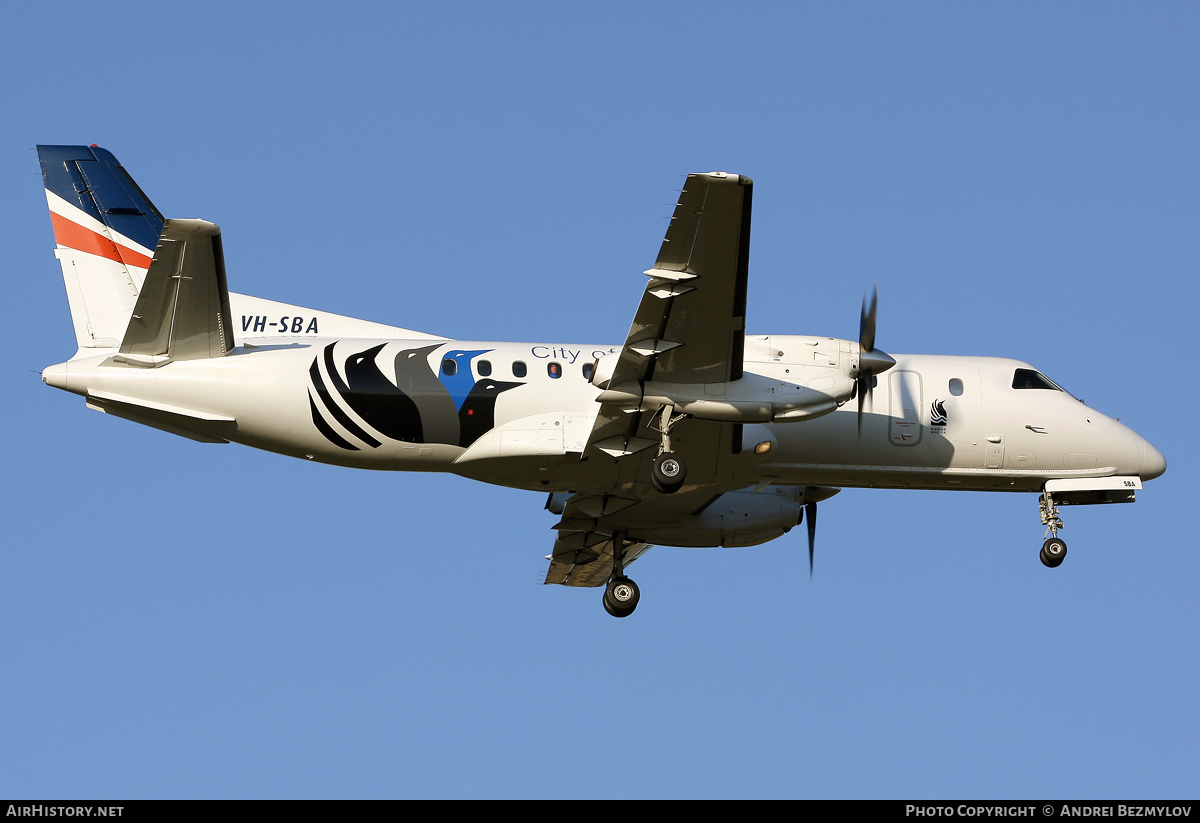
[308,342,520,450]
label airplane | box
[36,144,1166,617]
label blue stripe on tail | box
[37,145,164,252]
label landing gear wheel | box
[651,452,686,494]
[1040,537,1067,568]
[603,595,619,618]
[603,576,640,617]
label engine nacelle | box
[634,486,804,548]
[589,352,619,390]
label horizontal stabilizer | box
[85,391,235,444]
[118,219,234,364]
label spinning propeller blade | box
[806,500,817,578]
[859,287,877,355]
[855,285,895,437]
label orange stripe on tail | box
[50,212,153,269]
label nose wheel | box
[1040,537,1067,568]
[1038,491,1067,568]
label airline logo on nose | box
[930,398,948,427]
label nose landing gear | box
[1038,491,1068,568]
[1040,536,1067,568]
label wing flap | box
[542,481,732,587]
[544,532,653,587]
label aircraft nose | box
[1139,437,1167,481]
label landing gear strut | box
[1038,491,1068,568]
[602,532,640,618]
[650,404,688,494]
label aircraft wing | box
[544,484,725,586]
[612,171,752,386]
[586,172,752,457]
[544,530,653,587]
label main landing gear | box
[651,452,685,494]
[603,532,640,618]
[1038,490,1068,568]
[650,405,688,495]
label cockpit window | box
[441,358,457,377]
[1012,368,1064,391]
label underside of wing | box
[614,171,752,387]
[544,531,653,587]
[585,172,752,457]
[543,482,731,587]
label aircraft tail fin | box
[114,219,235,366]
[38,145,165,352]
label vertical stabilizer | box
[38,145,165,352]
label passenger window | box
[547,362,562,379]
[1012,368,1062,391]
[949,378,964,396]
[582,362,594,381]
[441,358,457,377]
[512,361,527,378]
[477,359,492,377]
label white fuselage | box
[43,332,1162,498]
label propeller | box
[802,487,841,578]
[806,500,817,578]
[856,285,896,436]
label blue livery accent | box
[437,349,491,411]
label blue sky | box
[2,1,1196,799]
